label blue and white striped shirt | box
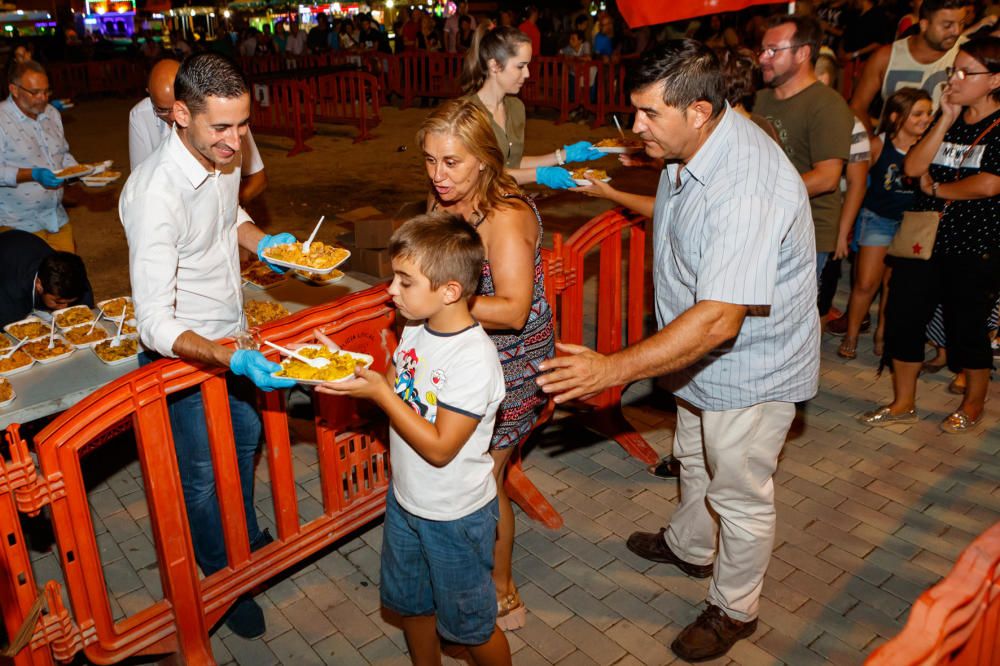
[0,99,76,233]
[654,106,820,411]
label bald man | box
[127,59,268,203]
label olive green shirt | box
[755,82,853,252]
[469,93,526,169]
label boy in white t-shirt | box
[318,212,510,665]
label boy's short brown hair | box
[388,212,484,297]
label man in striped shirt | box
[538,40,819,662]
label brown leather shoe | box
[671,604,758,662]
[625,529,713,578]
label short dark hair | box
[570,30,585,42]
[627,40,726,117]
[9,59,45,85]
[388,212,484,298]
[920,0,968,20]
[961,36,1000,102]
[174,53,248,115]
[38,252,88,301]
[766,15,823,64]
[718,48,761,109]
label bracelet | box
[555,148,565,166]
[932,181,940,198]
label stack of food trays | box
[241,260,288,289]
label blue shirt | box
[0,99,76,233]
[654,106,820,410]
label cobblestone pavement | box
[24,326,990,666]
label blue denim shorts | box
[380,487,499,645]
[854,207,901,248]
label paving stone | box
[555,558,618,600]
[560,507,614,543]
[783,570,858,615]
[606,619,673,666]
[103,557,143,597]
[797,600,876,651]
[267,629,325,665]
[761,574,809,612]
[516,610,576,663]
[119,533,157,572]
[292,568,348,612]
[598,559,662,602]
[514,553,574,596]
[223,632,280,666]
[727,635,787,666]
[756,629,832,666]
[324,599,384,648]
[265,572,306,609]
[280,597,336,644]
[804,521,873,558]
[818,545,891,586]
[359,635,410,665]
[520,528,573,567]
[519,581,574,628]
[808,630,869,664]
[603,588,669,635]
[554,532,614,569]
[773,544,842,584]
[555,585,621,630]
[331,571,382,615]
[648,589,700,627]
[554,649,599,666]
[845,602,904,639]
[345,543,381,583]
[757,597,824,645]
[554,616,627,665]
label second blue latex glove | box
[51,99,66,112]
[230,349,295,392]
[563,141,604,163]
[536,167,576,190]
[31,168,64,189]
[257,232,297,273]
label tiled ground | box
[18,326,995,666]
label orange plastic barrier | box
[0,287,396,665]
[250,79,315,156]
[520,56,570,118]
[86,60,145,96]
[46,62,98,99]
[866,520,1000,666]
[557,207,658,464]
[307,71,382,142]
[394,51,464,108]
[588,58,636,129]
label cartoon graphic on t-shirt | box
[395,347,429,417]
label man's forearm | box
[237,220,265,254]
[171,330,234,368]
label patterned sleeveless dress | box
[471,194,555,450]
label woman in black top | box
[860,37,1000,433]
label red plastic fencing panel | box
[250,79,315,156]
[311,71,382,142]
[866,520,1000,666]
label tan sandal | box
[496,587,526,631]
[837,337,857,360]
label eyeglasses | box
[758,44,801,58]
[152,104,173,118]
[14,83,51,97]
[946,66,994,80]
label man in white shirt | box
[0,60,79,252]
[285,21,307,56]
[128,58,268,204]
[119,53,296,640]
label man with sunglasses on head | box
[128,58,268,204]
[0,60,80,252]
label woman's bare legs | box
[844,245,889,349]
[489,446,524,629]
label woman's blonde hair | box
[459,24,532,95]
[417,97,520,217]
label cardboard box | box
[336,205,402,250]
[353,247,394,279]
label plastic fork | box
[301,215,325,255]
[47,318,56,349]
[110,314,126,348]
[612,114,627,140]
[86,307,105,334]
[263,340,330,368]
[0,338,27,360]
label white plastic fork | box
[301,215,325,255]
[612,114,627,140]
[0,338,27,360]
[263,340,330,368]
[87,307,105,334]
[47,318,56,349]
[110,314,126,348]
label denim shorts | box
[854,207,901,248]
[380,487,499,645]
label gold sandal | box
[837,337,857,360]
[496,587,526,631]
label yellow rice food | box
[63,324,109,346]
[0,378,12,402]
[0,351,31,373]
[55,306,94,328]
[263,242,349,270]
[241,260,286,286]
[102,297,133,318]
[244,300,290,327]
[95,338,139,362]
[276,347,362,382]
[571,168,608,180]
[7,321,49,340]
[24,338,73,360]
[595,138,641,148]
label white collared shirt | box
[0,99,77,232]
[127,96,265,174]
[119,128,251,358]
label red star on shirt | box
[912,243,923,255]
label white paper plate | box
[292,269,346,285]
[61,322,111,349]
[270,346,373,385]
[4,316,50,341]
[573,177,612,186]
[261,247,351,275]
[0,353,34,377]
[81,173,122,187]
[595,145,642,154]
[96,296,133,321]
[52,305,96,330]
[23,335,75,364]
[92,335,140,366]
[0,381,15,408]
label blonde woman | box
[419,98,555,629]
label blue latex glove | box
[536,166,577,190]
[31,168,64,189]
[563,141,604,163]
[51,99,66,111]
[256,232,297,273]
[230,349,295,392]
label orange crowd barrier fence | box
[47,59,147,100]
[0,286,397,665]
[250,78,315,157]
[300,70,382,142]
[394,51,464,108]
[866,520,1000,666]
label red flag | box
[618,1,787,28]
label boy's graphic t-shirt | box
[390,321,505,521]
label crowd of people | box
[1,0,999,664]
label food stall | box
[82,0,135,37]
[0,9,57,37]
